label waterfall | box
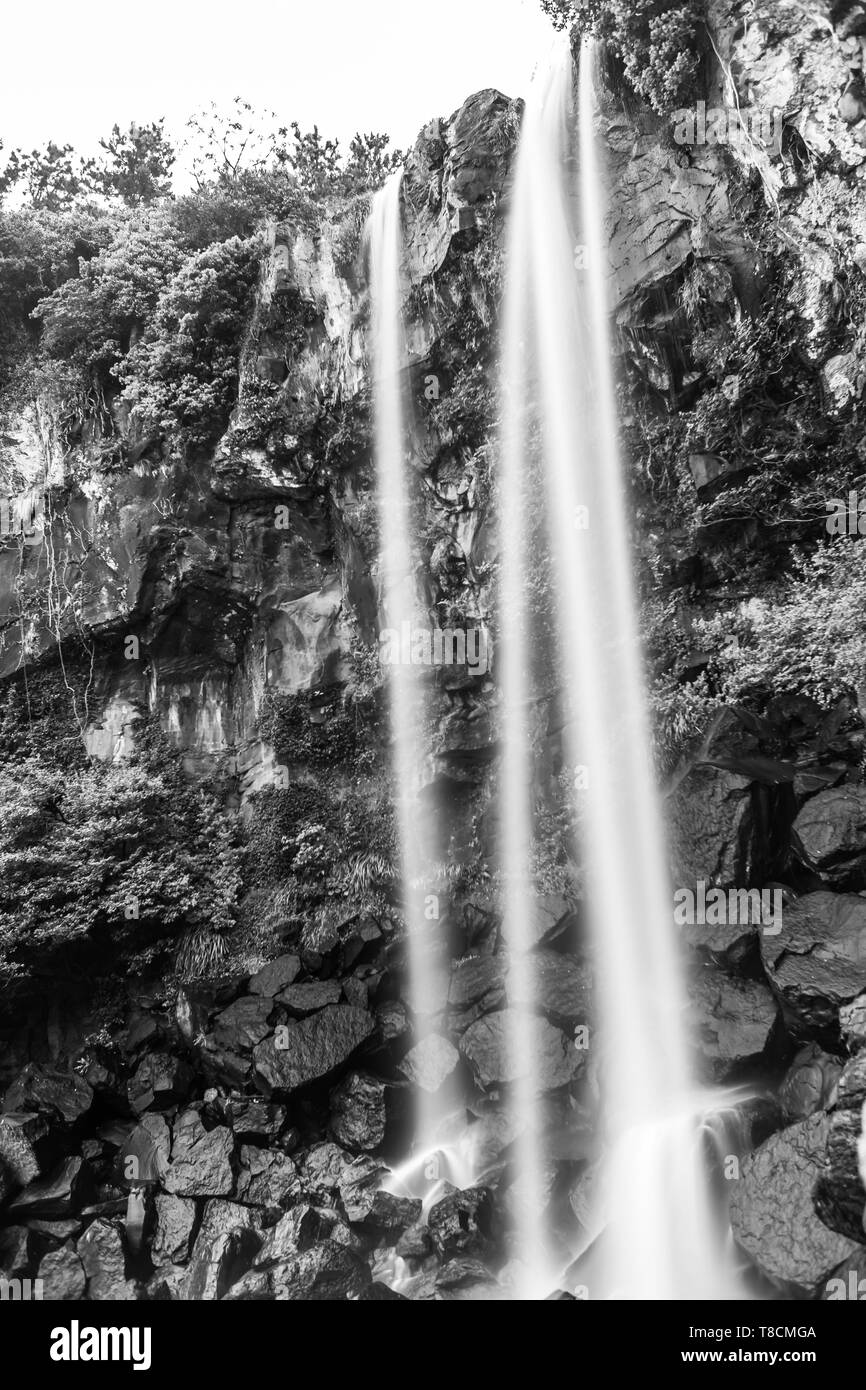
[369,40,745,1300]
[497,38,744,1300]
[367,173,456,1185]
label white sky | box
[1,0,556,164]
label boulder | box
[434,1256,506,1300]
[184,1200,260,1300]
[277,981,342,1015]
[223,1099,286,1140]
[328,1071,387,1151]
[253,1006,375,1092]
[355,1191,421,1239]
[458,1009,584,1090]
[36,1242,86,1300]
[3,1065,93,1123]
[760,892,866,1035]
[730,1114,860,1295]
[0,1226,31,1276]
[792,787,866,886]
[223,1240,371,1301]
[841,992,866,1053]
[449,955,506,1009]
[508,950,592,1022]
[164,1111,234,1198]
[398,1034,460,1093]
[253,1206,333,1265]
[687,968,778,1079]
[8,1157,84,1217]
[77,1218,136,1300]
[779,1044,843,1121]
[248,954,301,997]
[813,1053,866,1242]
[669,765,756,889]
[234,1145,300,1210]
[151,1194,197,1265]
[127,1053,193,1113]
[428,1186,498,1260]
[210,996,274,1053]
[0,1112,45,1198]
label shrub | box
[121,233,261,448]
[0,736,243,994]
[539,0,704,113]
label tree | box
[341,131,403,196]
[538,0,704,114]
[92,120,176,205]
[0,748,243,992]
[1,141,94,210]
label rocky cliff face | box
[2,0,866,1300]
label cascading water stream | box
[497,38,745,1300]
[368,173,444,1157]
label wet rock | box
[164,1110,234,1198]
[78,1218,136,1300]
[328,1071,387,1151]
[0,1226,31,1276]
[449,955,506,1009]
[687,968,778,1079]
[435,1256,505,1300]
[184,1200,260,1300]
[277,981,342,1015]
[356,1191,422,1239]
[254,1205,332,1264]
[234,1144,300,1210]
[0,1112,46,1197]
[669,765,757,889]
[224,1240,371,1301]
[841,992,866,1053]
[428,1186,497,1260]
[760,892,866,1035]
[730,1114,859,1295]
[375,1000,410,1042]
[508,949,592,1022]
[8,1157,84,1217]
[779,1044,843,1121]
[398,1034,460,1093]
[813,1053,866,1241]
[224,1098,286,1140]
[458,1009,583,1090]
[342,977,369,1010]
[127,1052,194,1114]
[37,1242,86,1300]
[396,1221,434,1261]
[294,1141,381,1221]
[793,787,866,886]
[3,1065,93,1123]
[151,1194,197,1265]
[248,954,301,997]
[211,996,274,1053]
[253,1006,375,1092]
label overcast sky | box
[2,0,556,164]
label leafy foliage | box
[539,0,704,113]
[120,233,261,447]
[0,729,243,994]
